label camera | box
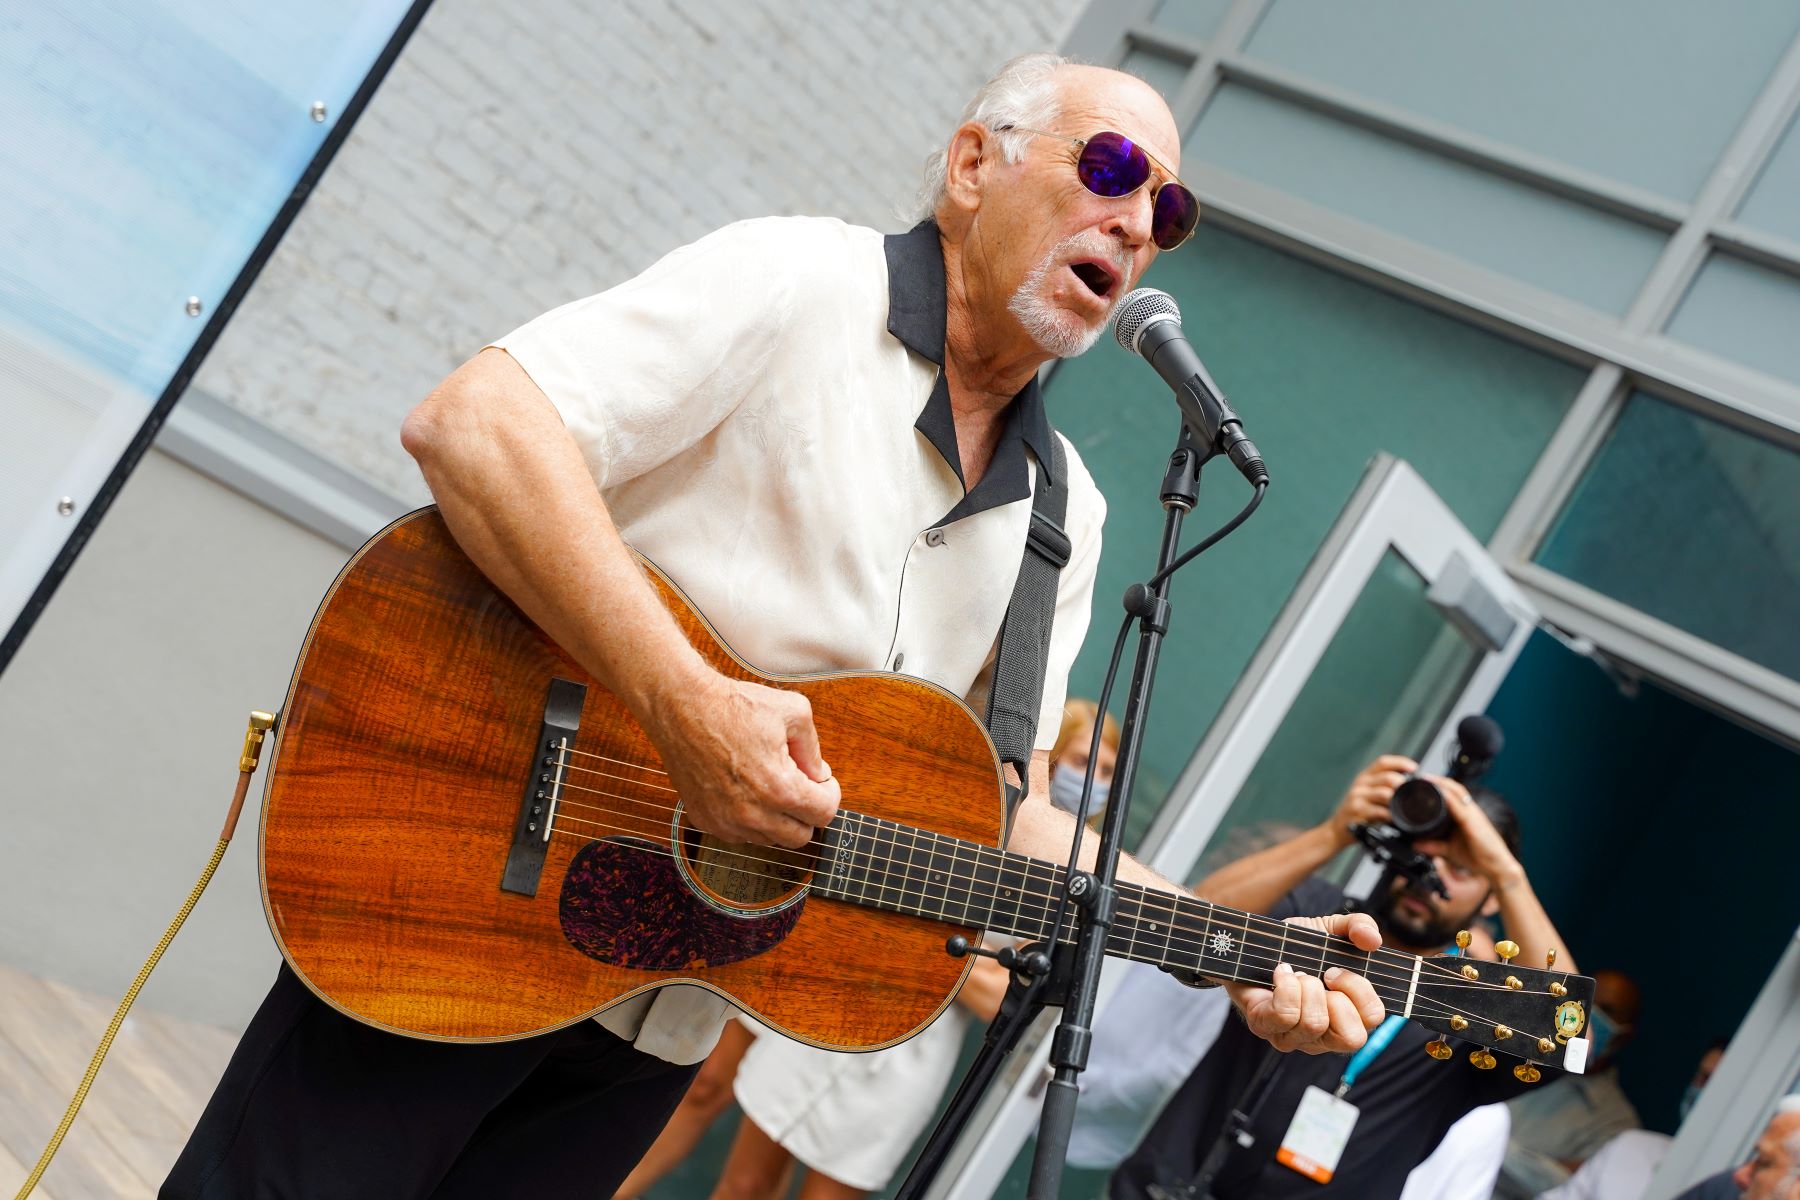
[1387,715,1504,840]
[1340,715,1505,911]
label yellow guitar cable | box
[12,710,275,1200]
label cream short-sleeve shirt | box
[488,216,1105,1063]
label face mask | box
[1679,1084,1702,1123]
[1050,765,1109,817]
[1588,1006,1620,1063]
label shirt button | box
[924,528,946,547]
[892,652,905,671]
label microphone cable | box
[12,710,275,1200]
[1039,479,1269,978]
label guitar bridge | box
[500,677,585,896]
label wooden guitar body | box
[260,507,1004,1048]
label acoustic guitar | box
[259,508,1594,1076]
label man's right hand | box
[1322,754,1417,847]
[650,674,841,848]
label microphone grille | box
[1112,287,1181,355]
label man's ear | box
[943,121,991,213]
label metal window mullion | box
[1493,31,1800,571]
[1622,32,1800,336]
[1710,219,1800,278]
[1486,364,1627,564]
[1156,0,1274,132]
[1213,54,1688,231]
[1191,168,1800,438]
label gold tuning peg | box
[1493,1025,1513,1041]
[1461,964,1480,980]
[1495,940,1520,962]
[1505,976,1523,990]
[1469,1050,1497,1070]
[1455,930,1472,951]
[1449,1015,1469,1031]
[1425,1039,1453,1060]
[1514,1063,1542,1083]
[1545,949,1557,970]
[1549,981,1568,997]
[1537,1038,1556,1055]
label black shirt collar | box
[883,220,1058,522]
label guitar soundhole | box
[677,822,814,915]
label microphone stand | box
[895,420,1217,1200]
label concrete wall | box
[0,0,1083,1030]
[0,450,342,1027]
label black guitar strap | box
[984,433,1071,817]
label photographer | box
[1111,753,1577,1200]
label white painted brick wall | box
[191,0,1086,500]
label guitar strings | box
[547,782,1538,1007]
[551,750,1528,993]
[542,806,1569,1039]
[538,748,1574,1045]
[546,778,1515,999]
[540,819,1552,1040]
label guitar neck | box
[814,809,1428,1014]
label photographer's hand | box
[1323,755,1418,848]
[1433,778,1577,974]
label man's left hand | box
[1430,775,1525,890]
[1224,912,1387,1053]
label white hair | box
[913,52,1070,221]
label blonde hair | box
[1051,698,1120,765]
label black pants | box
[161,965,700,1199]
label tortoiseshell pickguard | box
[558,838,804,970]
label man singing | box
[163,53,1387,1198]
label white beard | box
[1006,235,1126,358]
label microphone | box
[1112,288,1268,486]
[1449,715,1504,782]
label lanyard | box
[1333,937,1464,1097]
[1335,1014,1407,1097]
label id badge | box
[1275,1085,1359,1184]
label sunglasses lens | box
[1077,131,1150,198]
[1153,183,1200,250]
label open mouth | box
[1069,259,1119,301]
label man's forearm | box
[401,349,713,730]
[1492,873,1576,974]
[1193,824,1346,915]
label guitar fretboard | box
[813,809,1423,1010]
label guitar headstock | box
[1410,942,1597,1077]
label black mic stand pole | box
[892,420,1212,1200]
[1023,421,1204,1199]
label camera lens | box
[1390,776,1454,840]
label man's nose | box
[1732,1160,1751,1190]
[1104,188,1155,251]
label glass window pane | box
[1,0,411,632]
[1122,44,1191,103]
[1665,252,1800,388]
[1149,0,1234,41]
[1188,550,1485,873]
[1187,85,1667,313]
[1244,0,1800,202]
[1043,226,1586,846]
[1737,112,1800,244]
[1535,392,1800,682]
